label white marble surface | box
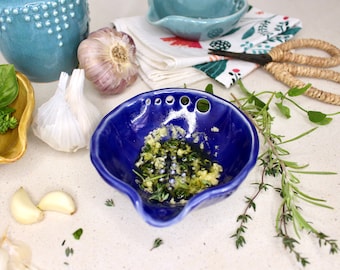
[1,0,340,269]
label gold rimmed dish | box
[0,72,35,164]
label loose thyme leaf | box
[73,228,83,240]
[65,247,74,257]
[105,199,115,207]
[150,238,164,251]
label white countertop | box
[1,0,340,269]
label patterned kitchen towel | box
[113,6,302,89]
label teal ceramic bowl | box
[147,0,248,41]
[0,0,89,82]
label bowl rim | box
[147,0,249,24]
[90,87,259,227]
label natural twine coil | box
[264,39,340,105]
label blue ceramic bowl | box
[147,0,248,41]
[90,88,259,227]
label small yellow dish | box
[0,72,35,164]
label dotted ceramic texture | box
[0,0,89,82]
[0,0,83,46]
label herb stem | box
[229,81,339,267]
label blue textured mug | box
[0,0,89,82]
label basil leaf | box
[0,64,19,108]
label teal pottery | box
[0,0,89,82]
[147,0,248,41]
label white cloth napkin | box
[113,6,302,89]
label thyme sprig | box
[229,80,339,267]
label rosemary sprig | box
[229,80,339,267]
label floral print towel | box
[113,6,302,89]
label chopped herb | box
[134,125,222,204]
[0,107,18,134]
[105,199,115,207]
[65,247,74,257]
[72,228,83,240]
[61,240,66,246]
[150,238,164,251]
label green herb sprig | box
[227,80,339,267]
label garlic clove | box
[65,69,102,146]
[37,191,76,215]
[10,187,44,225]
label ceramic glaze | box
[151,0,241,19]
[90,88,259,227]
[147,0,248,41]
[0,0,89,82]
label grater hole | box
[155,97,162,105]
[196,98,210,113]
[180,96,190,106]
[165,95,174,104]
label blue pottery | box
[90,88,259,227]
[0,0,89,82]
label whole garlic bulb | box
[77,27,139,95]
[32,70,101,152]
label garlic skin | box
[32,70,101,152]
[77,27,138,95]
[65,69,101,146]
[1,232,39,270]
[0,247,9,269]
